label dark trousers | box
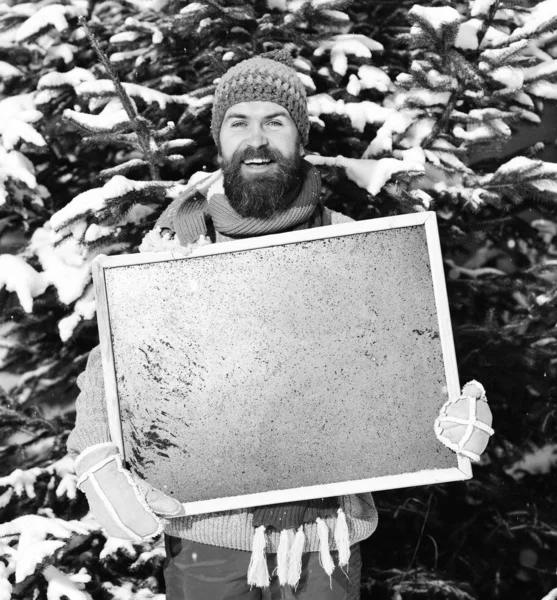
[164,535,362,600]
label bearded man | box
[68,50,491,600]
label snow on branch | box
[505,444,557,480]
[58,286,96,342]
[526,80,557,99]
[474,156,557,199]
[313,34,384,76]
[103,581,164,600]
[75,80,213,110]
[0,468,43,499]
[480,40,529,68]
[470,0,497,18]
[490,156,557,183]
[409,5,462,34]
[0,515,95,583]
[454,18,508,51]
[307,93,391,132]
[305,154,425,196]
[50,175,171,232]
[362,110,420,157]
[501,14,557,47]
[43,566,93,600]
[15,4,86,43]
[0,147,38,199]
[0,93,46,151]
[0,255,49,313]
[0,61,23,80]
[38,68,96,91]
[63,99,131,134]
[0,457,78,506]
[28,227,94,306]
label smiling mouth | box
[243,159,274,166]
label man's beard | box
[221,146,303,219]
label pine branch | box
[421,88,461,149]
[475,0,503,54]
[77,17,161,180]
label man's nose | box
[246,125,268,149]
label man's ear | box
[216,154,224,166]
[299,143,305,156]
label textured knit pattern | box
[251,497,339,531]
[157,162,323,245]
[67,207,378,553]
[211,49,309,146]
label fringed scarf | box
[156,161,351,587]
[249,498,351,589]
[156,161,329,244]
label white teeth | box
[245,159,271,164]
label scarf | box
[156,161,328,244]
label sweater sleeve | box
[328,209,354,225]
[67,346,112,459]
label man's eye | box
[268,120,283,127]
[231,121,247,128]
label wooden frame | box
[93,211,471,516]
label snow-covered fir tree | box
[0,0,556,598]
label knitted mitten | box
[75,442,184,541]
[435,380,494,462]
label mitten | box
[435,380,494,462]
[75,442,185,542]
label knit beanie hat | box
[211,49,309,147]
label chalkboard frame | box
[92,211,472,515]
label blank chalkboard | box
[93,211,471,515]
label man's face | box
[218,101,303,219]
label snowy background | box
[0,0,557,598]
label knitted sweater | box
[67,207,379,553]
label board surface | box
[94,212,471,514]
